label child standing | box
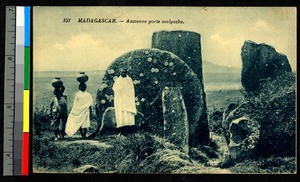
[50,78,68,140]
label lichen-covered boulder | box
[241,40,292,93]
[228,117,260,161]
[152,30,209,144]
[96,49,205,146]
[162,87,189,153]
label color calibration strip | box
[3,6,30,176]
[16,6,30,176]
[22,6,30,176]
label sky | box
[33,7,296,71]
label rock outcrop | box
[222,41,295,160]
[241,40,292,93]
[96,48,207,146]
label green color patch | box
[24,47,30,90]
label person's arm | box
[49,98,54,116]
[89,106,93,119]
[65,95,68,112]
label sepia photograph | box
[32,7,296,174]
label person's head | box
[120,69,127,78]
[60,86,65,95]
[79,82,87,92]
[54,86,65,97]
[54,88,59,96]
[53,87,62,97]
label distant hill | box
[34,61,239,76]
[34,62,242,92]
[33,70,106,78]
[33,61,242,86]
[202,61,241,86]
[202,61,240,74]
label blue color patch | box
[24,6,30,46]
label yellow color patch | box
[23,90,30,132]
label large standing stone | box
[95,49,206,146]
[228,117,260,161]
[162,87,189,153]
[241,40,292,93]
[152,30,209,144]
[152,31,203,81]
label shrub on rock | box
[224,72,295,158]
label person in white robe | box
[65,83,93,138]
[113,69,137,131]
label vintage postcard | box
[32,7,296,174]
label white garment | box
[113,75,137,128]
[65,91,93,136]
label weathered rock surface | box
[100,107,117,130]
[162,87,189,153]
[152,30,203,81]
[222,101,250,144]
[241,40,292,93]
[152,30,209,144]
[96,49,206,146]
[74,165,99,173]
[100,107,144,133]
[228,117,260,161]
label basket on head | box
[51,77,63,88]
[77,72,89,83]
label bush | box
[33,106,52,136]
[257,156,296,172]
[33,132,210,173]
[229,157,295,173]
[71,158,81,167]
[33,137,62,168]
[228,72,296,157]
[208,108,224,135]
